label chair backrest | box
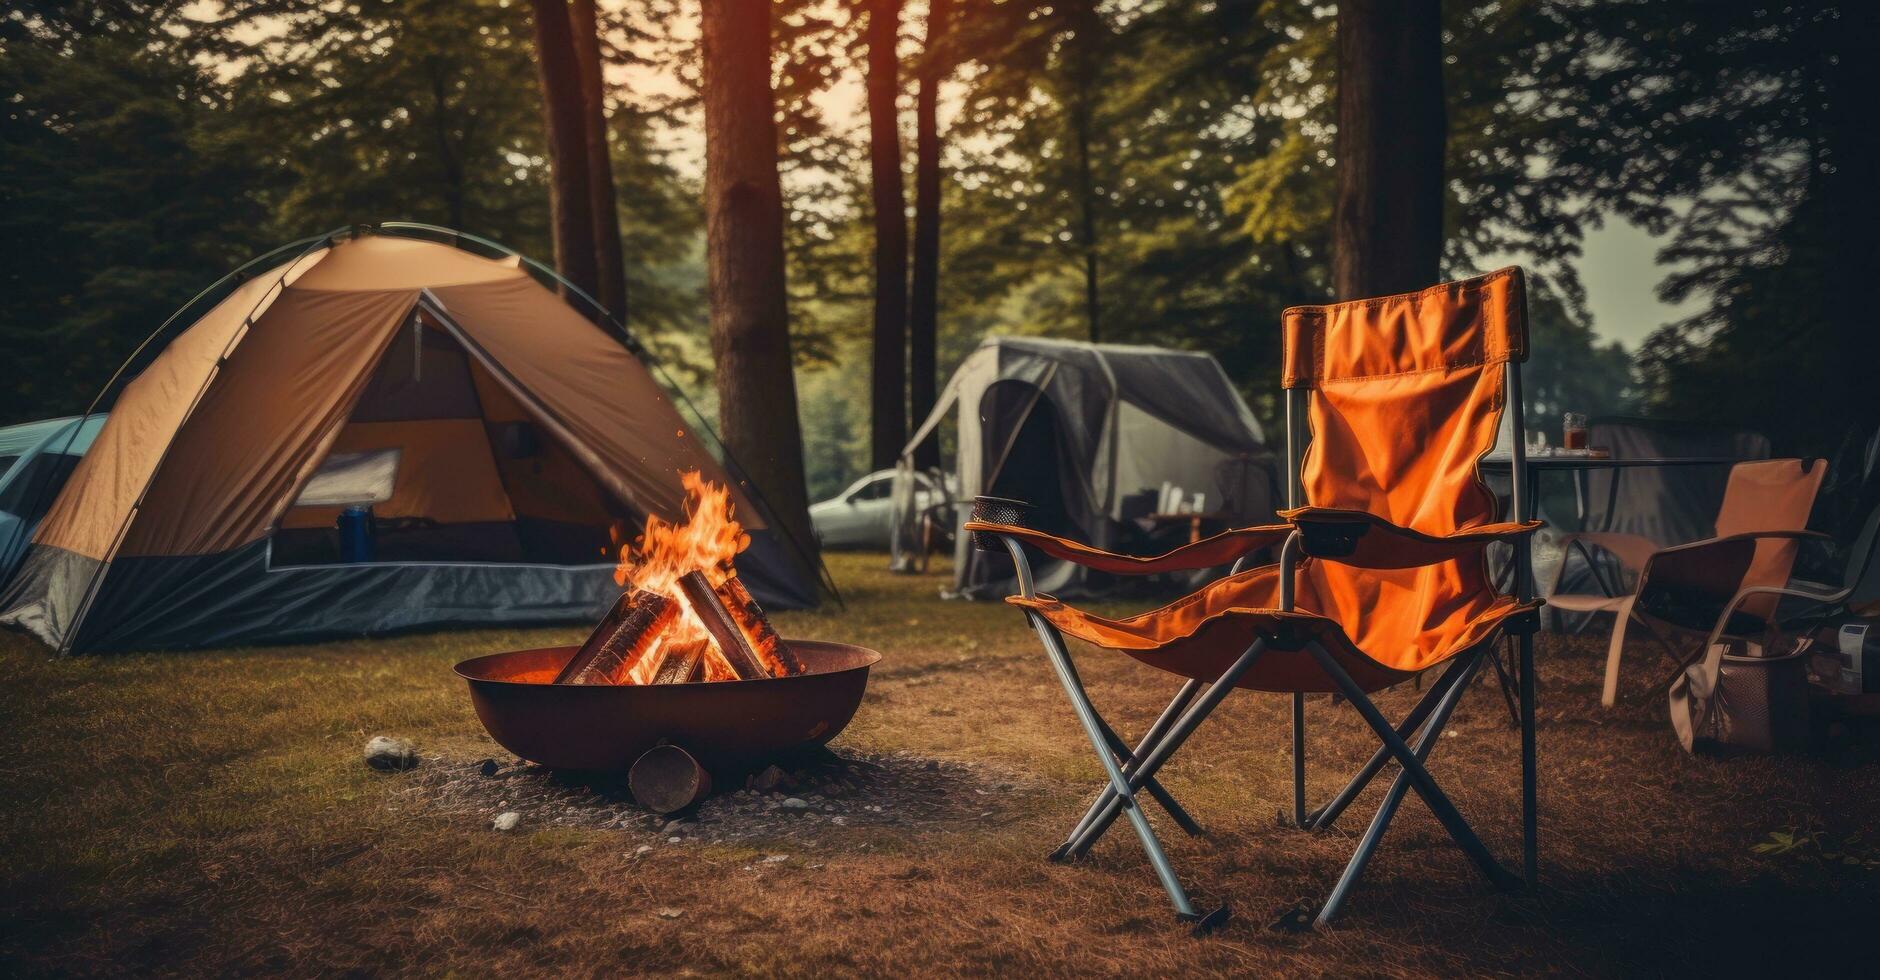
[1282,268,1527,540]
[1712,457,1827,617]
[1279,269,1528,659]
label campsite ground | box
[1,552,1874,976]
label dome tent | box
[0,225,820,653]
[891,336,1279,600]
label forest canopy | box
[4,0,1862,501]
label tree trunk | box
[908,0,952,471]
[569,0,629,321]
[700,0,819,567]
[1331,0,1445,301]
[529,0,599,301]
[1065,0,1103,342]
[866,0,909,470]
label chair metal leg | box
[1093,712,1203,836]
[1049,635,1203,834]
[1304,652,1475,831]
[1308,643,1521,892]
[1519,630,1539,884]
[1056,678,1204,858]
[1316,649,1488,925]
[1291,692,1308,827]
[1063,640,1269,860]
[1490,636,1522,727]
[1021,609,1213,923]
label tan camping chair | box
[1548,458,1828,706]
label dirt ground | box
[2,551,1875,977]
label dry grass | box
[1,551,1875,977]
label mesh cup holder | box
[971,496,1035,551]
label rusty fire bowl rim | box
[451,637,882,686]
[453,638,883,772]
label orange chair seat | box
[1009,558,1537,693]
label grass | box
[1,551,1875,976]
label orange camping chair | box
[967,269,1543,931]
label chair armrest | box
[1278,506,1541,570]
[1653,529,1832,557]
[1636,531,1833,629]
[1554,531,1661,573]
[962,521,1291,576]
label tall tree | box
[908,0,953,470]
[1331,0,1445,300]
[700,0,819,563]
[529,0,599,299]
[864,0,909,469]
[1526,0,1880,453]
[569,0,629,320]
[1063,0,1106,341]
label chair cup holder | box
[970,495,1034,551]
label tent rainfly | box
[0,229,818,653]
[891,336,1279,600]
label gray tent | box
[891,337,1277,599]
[0,415,105,587]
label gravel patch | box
[405,746,1038,847]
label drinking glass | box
[1562,411,1588,450]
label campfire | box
[455,471,878,783]
[555,471,804,687]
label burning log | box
[650,638,707,684]
[629,744,712,814]
[555,589,676,685]
[678,570,772,680]
[716,574,803,677]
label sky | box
[1571,220,1703,349]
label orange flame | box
[612,471,768,684]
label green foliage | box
[1,3,273,423]
[0,0,704,426]
[1523,0,1879,453]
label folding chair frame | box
[984,362,1540,932]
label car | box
[810,468,951,550]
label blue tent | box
[0,415,105,586]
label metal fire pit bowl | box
[454,640,882,772]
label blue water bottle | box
[337,505,375,562]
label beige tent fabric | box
[119,286,418,556]
[467,364,619,527]
[430,276,763,526]
[33,250,328,560]
[291,236,525,292]
[279,418,515,529]
[35,234,758,566]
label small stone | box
[492,811,521,832]
[364,736,418,772]
[831,816,848,826]
[477,758,499,778]
[667,836,682,844]
[634,845,654,857]
[661,819,686,834]
[781,797,810,810]
[762,854,788,863]
[656,907,683,919]
[753,765,789,792]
